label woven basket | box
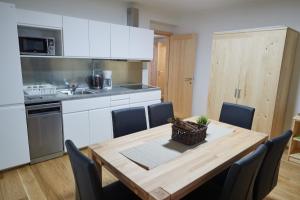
[171,121,207,145]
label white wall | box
[175,0,300,129]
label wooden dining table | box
[88,117,268,200]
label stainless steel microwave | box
[19,36,55,56]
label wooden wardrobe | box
[207,26,299,138]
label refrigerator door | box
[0,104,30,170]
[0,3,24,106]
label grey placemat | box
[120,124,233,170]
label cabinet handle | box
[234,88,237,98]
[237,89,241,98]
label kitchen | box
[1,0,300,200]
[0,2,161,168]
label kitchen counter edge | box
[24,87,161,104]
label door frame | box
[148,30,172,101]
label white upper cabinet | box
[89,20,111,58]
[15,9,154,60]
[110,24,129,59]
[0,3,24,105]
[129,27,154,60]
[16,9,62,28]
[63,16,89,57]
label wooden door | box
[207,33,242,120]
[167,34,197,118]
[237,30,287,134]
[148,39,158,86]
[148,37,170,100]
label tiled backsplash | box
[21,58,143,87]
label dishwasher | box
[26,102,64,164]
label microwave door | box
[19,37,48,55]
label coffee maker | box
[102,70,112,90]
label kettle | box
[91,73,103,89]
[90,60,103,89]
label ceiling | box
[119,0,268,14]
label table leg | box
[91,151,103,187]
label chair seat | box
[103,181,140,200]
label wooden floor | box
[0,150,299,200]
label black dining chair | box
[148,102,174,128]
[253,130,292,200]
[219,102,255,129]
[65,140,139,200]
[112,107,147,138]
[183,144,267,200]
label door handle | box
[234,88,237,98]
[184,78,193,81]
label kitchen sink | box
[58,89,96,96]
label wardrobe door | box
[207,34,241,120]
[237,29,286,134]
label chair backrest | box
[220,144,267,200]
[65,140,102,200]
[219,102,255,129]
[148,102,174,128]
[112,107,147,138]
[253,130,292,200]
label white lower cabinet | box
[63,111,90,149]
[89,108,112,145]
[62,91,161,147]
[0,105,30,170]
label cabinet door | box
[110,24,129,59]
[237,30,286,134]
[0,105,30,170]
[63,111,90,149]
[16,9,62,28]
[207,34,242,120]
[89,108,112,145]
[0,3,24,105]
[63,16,89,57]
[89,20,110,58]
[129,27,154,60]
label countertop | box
[24,85,160,104]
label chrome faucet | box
[64,79,78,94]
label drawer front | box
[62,96,110,113]
[111,94,130,101]
[110,98,130,107]
[130,90,161,104]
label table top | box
[89,117,268,200]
